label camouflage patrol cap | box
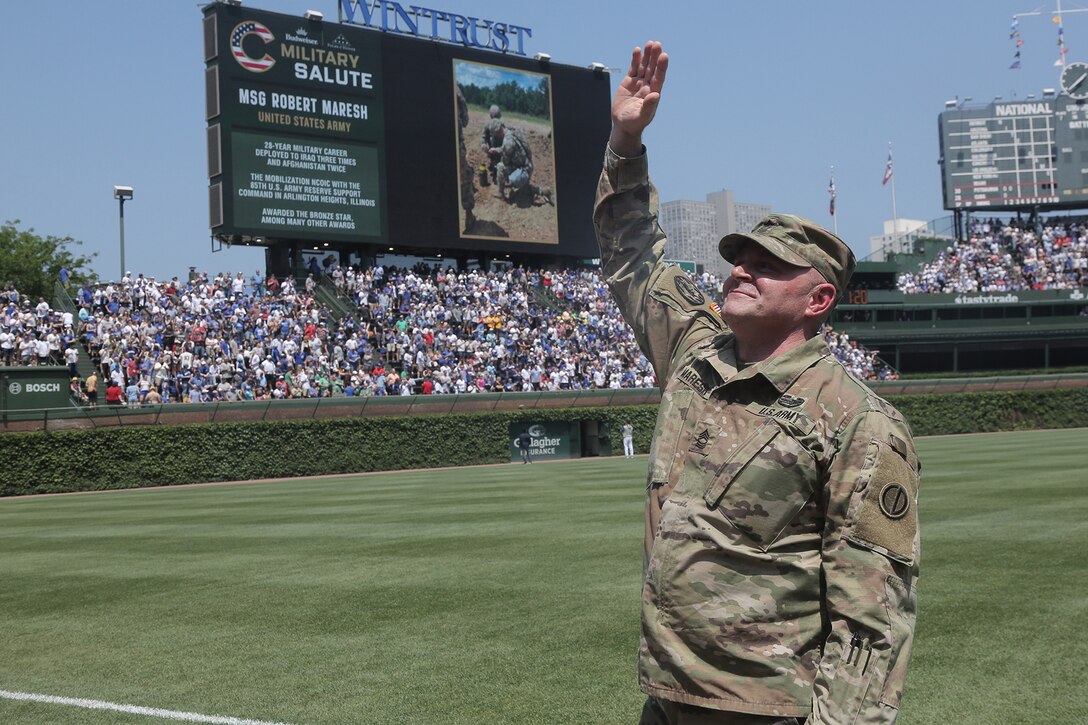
[719,214,856,292]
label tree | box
[0,220,98,301]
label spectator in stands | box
[898,217,1087,294]
[104,379,123,407]
[3,250,901,406]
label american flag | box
[828,172,836,216]
[882,147,894,186]
[231,21,276,73]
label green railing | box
[5,373,1087,433]
[313,276,358,322]
[51,281,96,380]
[0,387,661,432]
[867,372,1088,395]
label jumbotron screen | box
[938,97,1088,211]
[203,4,611,257]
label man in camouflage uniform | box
[481,104,505,184]
[456,84,476,232]
[491,125,553,206]
[594,41,920,724]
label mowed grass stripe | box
[902,429,1088,725]
[0,459,648,725]
[1,430,1085,724]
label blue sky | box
[2,0,1083,280]
[454,61,547,92]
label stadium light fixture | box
[994,95,1003,101]
[945,99,957,108]
[1027,93,1036,100]
[589,62,607,72]
[1043,88,1057,97]
[220,0,242,6]
[304,9,324,20]
[113,185,133,282]
[534,52,551,63]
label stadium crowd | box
[822,325,898,382]
[897,217,1088,294]
[3,262,897,406]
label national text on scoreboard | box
[938,98,1088,211]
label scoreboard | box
[202,3,610,258]
[939,98,1088,211]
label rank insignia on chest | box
[688,424,720,454]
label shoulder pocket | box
[846,439,919,566]
[702,418,818,550]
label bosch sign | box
[1,368,72,414]
[9,382,62,394]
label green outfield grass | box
[0,429,1085,724]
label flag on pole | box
[828,171,836,216]
[1010,60,1021,69]
[882,147,894,186]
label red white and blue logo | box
[230,21,276,73]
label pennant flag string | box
[1011,15,1024,70]
[1056,10,1067,68]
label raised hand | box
[609,41,669,156]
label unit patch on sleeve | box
[673,275,706,306]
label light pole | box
[113,185,133,281]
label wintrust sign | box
[339,0,532,56]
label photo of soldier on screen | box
[453,59,558,245]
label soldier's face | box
[722,243,824,332]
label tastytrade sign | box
[338,0,532,55]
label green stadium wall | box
[2,388,1087,496]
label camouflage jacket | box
[500,128,533,173]
[482,118,505,151]
[593,146,920,723]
